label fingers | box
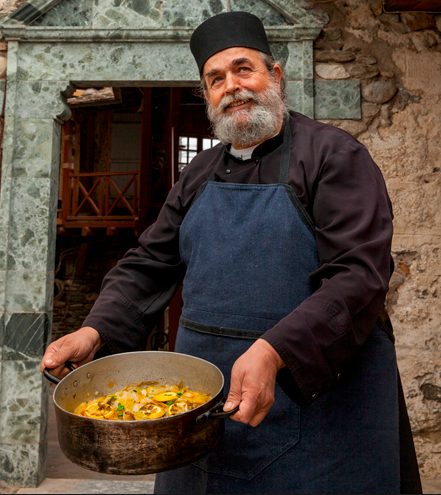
[231,390,274,427]
[223,339,283,427]
[40,327,104,377]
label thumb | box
[41,339,75,372]
[224,379,242,412]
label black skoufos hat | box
[190,12,273,74]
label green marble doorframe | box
[0,0,338,486]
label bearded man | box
[41,12,421,495]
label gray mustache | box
[218,90,257,112]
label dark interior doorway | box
[54,86,218,351]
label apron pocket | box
[193,382,301,480]
[175,326,301,480]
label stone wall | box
[0,0,440,480]
[305,0,441,478]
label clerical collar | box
[228,131,282,161]
[229,143,260,161]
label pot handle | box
[43,361,76,385]
[195,398,240,425]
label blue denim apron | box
[154,122,399,494]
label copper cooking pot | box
[44,351,237,475]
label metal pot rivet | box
[73,381,78,388]
[64,388,68,395]
[87,373,91,379]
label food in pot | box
[73,381,211,420]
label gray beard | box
[206,82,288,148]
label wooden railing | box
[61,169,139,224]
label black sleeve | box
[82,184,186,354]
[82,147,220,354]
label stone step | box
[17,479,154,494]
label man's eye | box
[211,77,223,85]
[238,67,251,73]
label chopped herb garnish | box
[166,401,174,405]
[109,395,117,399]
[118,413,123,417]
[133,390,138,393]
[177,392,183,397]
[117,403,125,412]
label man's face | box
[202,47,284,148]
[203,47,282,122]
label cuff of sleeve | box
[82,290,150,354]
[260,333,334,406]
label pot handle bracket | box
[195,398,239,425]
[43,361,76,385]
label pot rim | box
[52,350,225,424]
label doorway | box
[54,86,218,351]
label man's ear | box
[273,65,283,86]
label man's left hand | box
[223,339,285,427]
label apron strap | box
[207,149,226,182]
[278,117,291,185]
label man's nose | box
[225,72,241,94]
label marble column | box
[283,40,314,118]
[0,41,70,486]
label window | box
[178,136,221,172]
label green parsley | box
[166,401,174,405]
[116,403,125,412]
[132,390,138,393]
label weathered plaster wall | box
[304,0,441,478]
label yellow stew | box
[73,381,211,421]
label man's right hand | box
[40,327,104,379]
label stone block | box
[347,64,379,79]
[92,0,164,29]
[89,43,200,85]
[324,28,341,41]
[401,12,435,31]
[5,270,53,313]
[0,361,47,445]
[362,80,397,103]
[4,312,50,361]
[0,117,14,182]
[0,80,5,116]
[11,119,58,179]
[0,442,45,487]
[15,81,72,120]
[302,42,314,80]
[286,79,314,118]
[0,272,5,315]
[315,63,350,80]
[7,178,57,272]
[303,79,314,119]
[314,80,361,120]
[229,0,292,26]
[0,313,4,360]
[32,0,93,27]
[282,42,303,80]
[315,50,356,63]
